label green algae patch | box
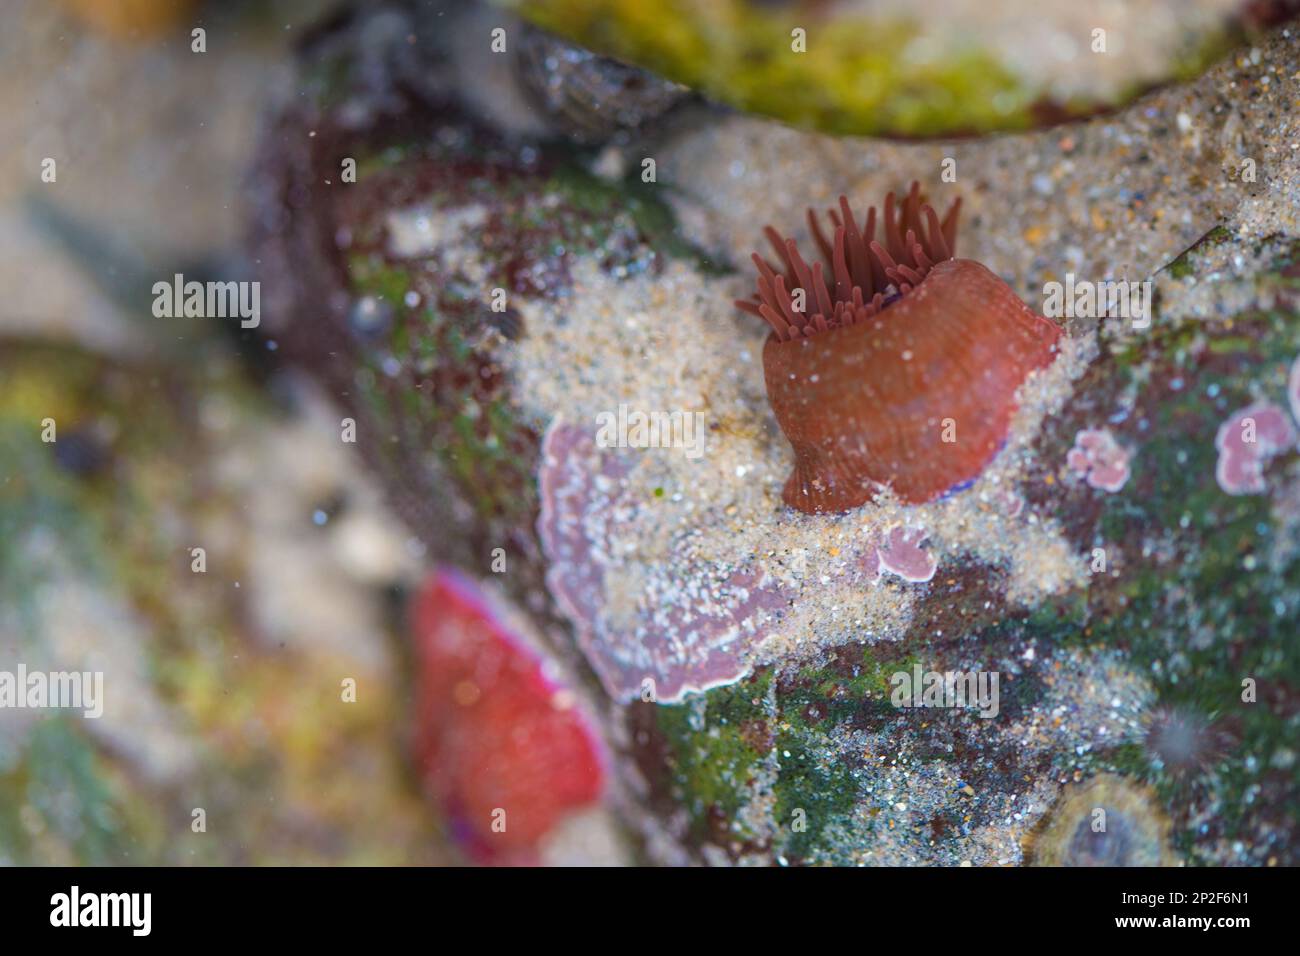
[653,646,938,862]
[1165,225,1234,280]
[770,724,859,862]
[655,672,772,847]
[0,718,161,866]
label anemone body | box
[738,186,1062,513]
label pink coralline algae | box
[1067,428,1131,493]
[412,568,606,864]
[537,421,789,704]
[867,526,938,583]
[1214,402,1297,495]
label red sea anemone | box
[412,568,606,864]
[736,183,1063,513]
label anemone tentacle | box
[734,182,962,341]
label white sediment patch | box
[386,203,488,259]
[499,254,1092,698]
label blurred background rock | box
[0,0,455,865]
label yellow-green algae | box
[509,0,1030,136]
[504,0,1245,137]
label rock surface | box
[244,1,1300,865]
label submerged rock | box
[249,2,1300,864]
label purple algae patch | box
[875,526,938,583]
[1066,427,1131,493]
[1214,402,1295,496]
[537,420,789,704]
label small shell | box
[1025,774,1176,867]
[515,25,688,143]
